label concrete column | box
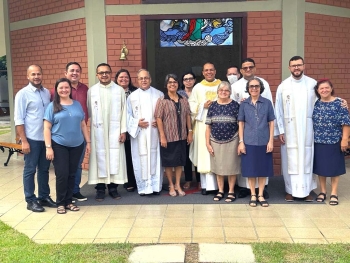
[85,0,108,87]
[281,0,305,79]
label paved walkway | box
[0,127,350,260]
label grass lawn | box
[0,221,134,263]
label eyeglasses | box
[168,81,178,85]
[249,85,260,89]
[242,66,255,71]
[97,71,111,75]
[289,64,304,68]
[218,89,230,93]
[183,77,194,81]
[138,77,150,81]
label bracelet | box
[188,129,193,132]
[239,140,244,143]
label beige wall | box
[0,1,6,56]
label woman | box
[44,78,90,214]
[115,69,137,192]
[155,74,193,197]
[205,81,240,203]
[313,79,350,205]
[178,71,200,190]
[237,77,275,207]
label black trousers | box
[124,138,136,188]
[184,144,200,182]
[52,140,84,206]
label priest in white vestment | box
[229,59,273,195]
[127,69,164,195]
[88,63,127,201]
[189,63,220,194]
[275,56,317,201]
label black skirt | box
[160,140,187,167]
[241,144,274,177]
[313,141,346,177]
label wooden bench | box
[0,137,22,166]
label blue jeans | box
[73,140,86,194]
[23,138,51,202]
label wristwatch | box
[46,145,51,148]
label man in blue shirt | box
[14,65,57,212]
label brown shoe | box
[304,195,313,202]
[285,193,294,202]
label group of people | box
[14,55,349,214]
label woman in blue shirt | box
[238,78,275,207]
[44,78,90,214]
[313,79,350,206]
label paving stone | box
[128,244,185,263]
[198,243,255,263]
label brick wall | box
[305,13,350,103]
[247,11,282,175]
[306,0,350,8]
[11,18,88,94]
[8,0,84,23]
[106,15,143,85]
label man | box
[64,62,89,201]
[87,63,127,201]
[230,58,273,198]
[226,66,241,85]
[189,62,220,195]
[14,65,56,212]
[275,56,317,202]
[127,69,163,195]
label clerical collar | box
[140,86,151,91]
[200,79,221,87]
[98,82,113,88]
[291,75,304,83]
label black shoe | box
[263,189,269,199]
[95,190,105,201]
[109,189,121,200]
[39,197,57,208]
[238,188,250,198]
[153,191,160,195]
[201,189,208,195]
[126,187,135,192]
[27,201,45,212]
[72,192,87,201]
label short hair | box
[202,62,215,71]
[96,63,112,73]
[241,58,255,67]
[227,66,242,79]
[289,56,304,65]
[164,73,179,89]
[53,78,73,113]
[217,81,232,93]
[137,68,151,78]
[27,64,42,74]
[115,69,136,90]
[66,62,82,71]
[180,71,196,90]
[245,77,265,95]
[314,78,334,99]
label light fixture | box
[120,41,128,60]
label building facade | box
[3,0,350,172]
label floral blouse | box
[312,98,350,144]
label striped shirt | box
[154,93,190,143]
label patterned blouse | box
[154,93,191,143]
[313,98,350,144]
[205,100,240,144]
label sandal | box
[316,192,326,202]
[57,205,66,214]
[65,204,80,212]
[329,195,338,206]
[177,189,186,197]
[183,182,191,190]
[225,193,236,203]
[169,185,177,197]
[258,195,269,207]
[249,195,257,207]
[213,192,224,201]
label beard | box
[291,69,304,79]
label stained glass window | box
[160,18,233,47]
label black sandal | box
[249,195,257,207]
[213,192,224,201]
[329,195,338,206]
[57,206,66,214]
[225,193,236,203]
[258,195,269,207]
[316,192,326,202]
